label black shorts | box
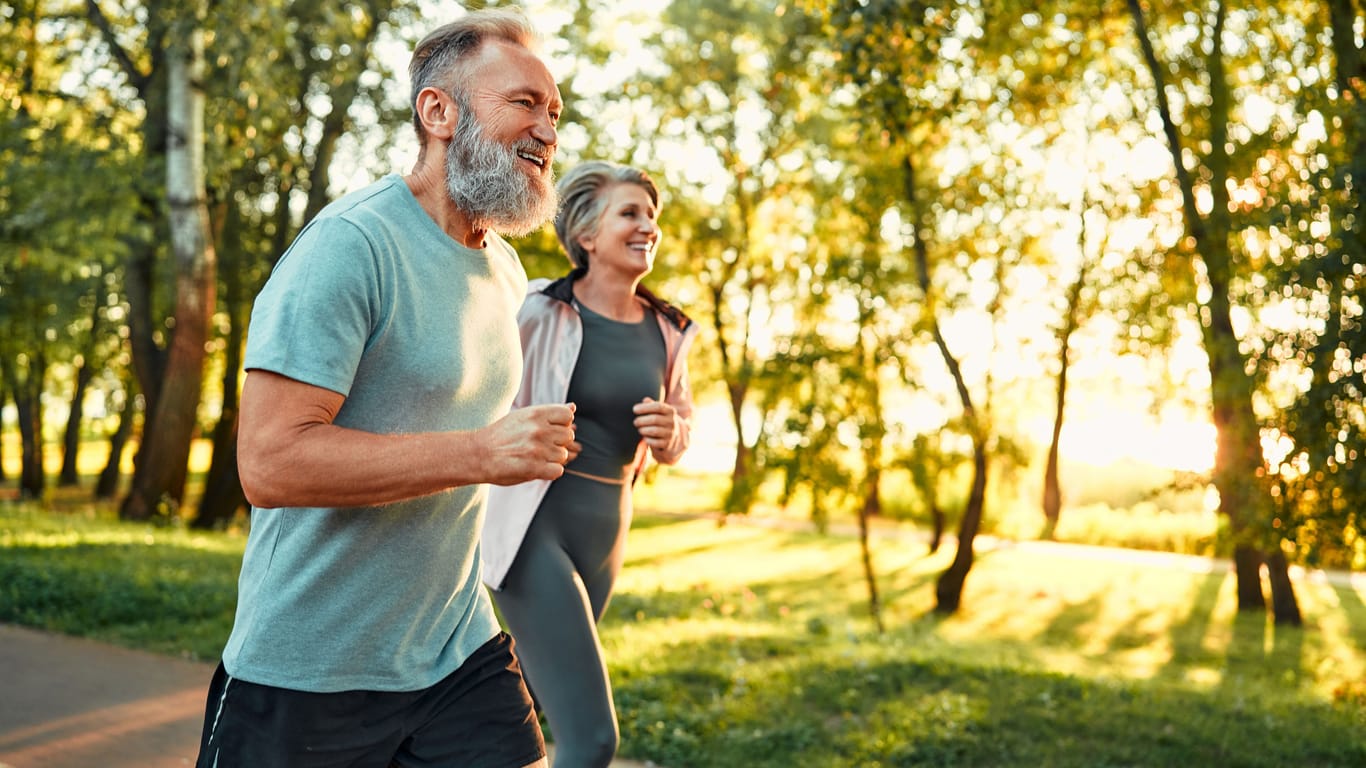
[195,632,545,768]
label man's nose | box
[531,113,557,148]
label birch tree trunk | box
[122,13,215,520]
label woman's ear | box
[576,231,596,255]
[414,87,458,141]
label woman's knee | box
[556,720,618,768]
[586,718,620,767]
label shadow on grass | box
[628,513,704,531]
[1155,571,1228,680]
[623,525,777,570]
[609,556,877,626]
[613,633,1366,768]
[1333,582,1366,654]
[1154,572,1317,693]
[873,566,942,614]
[1033,592,1104,645]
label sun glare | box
[1058,415,1216,473]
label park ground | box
[0,623,659,768]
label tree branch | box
[1126,0,1206,247]
[85,0,149,93]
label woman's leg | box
[569,488,632,625]
[493,476,629,768]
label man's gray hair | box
[408,8,541,143]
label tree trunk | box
[859,473,885,634]
[908,436,945,554]
[858,315,886,632]
[1043,201,1091,540]
[195,412,246,528]
[1264,548,1303,627]
[1203,0,1277,615]
[928,499,944,555]
[936,443,986,614]
[4,354,47,499]
[16,392,44,499]
[96,382,135,500]
[722,377,759,517]
[62,282,107,486]
[708,249,759,519]
[1128,0,1277,613]
[1328,0,1363,100]
[58,358,94,487]
[901,153,986,614]
[122,19,216,520]
[0,382,8,484]
[195,197,247,528]
[88,0,170,495]
[122,242,164,433]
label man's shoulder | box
[273,178,419,274]
[300,175,438,258]
[318,175,411,222]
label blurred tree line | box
[1,0,1361,625]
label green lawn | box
[1,491,1363,766]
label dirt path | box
[0,624,206,768]
[0,624,659,768]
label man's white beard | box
[445,111,557,239]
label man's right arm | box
[237,370,574,509]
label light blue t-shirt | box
[223,174,527,693]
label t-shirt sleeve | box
[244,217,379,397]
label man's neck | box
[404,166,487,249]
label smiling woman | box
[480,160,699,768]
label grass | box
[0,503,241,658]
[2,472,1364,767]
[604,514,1365,766]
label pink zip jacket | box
[480,274,699,591]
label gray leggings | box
[492,471,632,768]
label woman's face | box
[579,182,659,278]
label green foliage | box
[0,505,240,658]
[631,0,839,502]
[754,338,868,529]
[0,5,144,497]
[4,0,1364,618]
[1243,2,1366,573]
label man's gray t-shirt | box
[223,173,527,693]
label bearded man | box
[194,9,571,768]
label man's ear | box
[414,87,458,141]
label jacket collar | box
[541,271,693,332]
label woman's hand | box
[633,396,681,457]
